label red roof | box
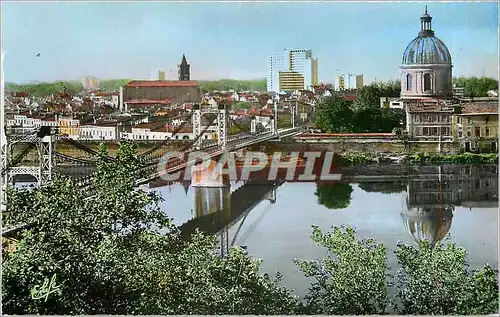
[344,96,356,101]
[297,133,396,138]
[125,80,199,88]
[126,99,173,105]
[459,101,498,114]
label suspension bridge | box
[1,101,304,236]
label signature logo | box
[30,274,62,302]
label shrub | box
[395,239,499,315]
[295,225,389,314]
[2,142,300,315]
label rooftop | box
[126,99,173,105]
[459,101,498,115]
[125,80,199,88]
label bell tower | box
[178,54,190,81]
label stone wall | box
[254,138,460,154]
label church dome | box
[402,36,451,65]
[401,206,454,247]
[401,6,452,65]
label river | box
[149,163,498,297]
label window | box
[485,116,490,124]
[457,116,462,124]
[406,74,413,90]
[475,127,480,137]
[442,127,450,135]
[467,127,472,137]
[424,73,431,91]
[486,128,490,137]
[458,130,463,138]
[468,117,473,124]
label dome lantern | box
[419,5,434,36]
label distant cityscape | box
[2,6,498,153]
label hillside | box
[5,78,268,97]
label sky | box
[1,1,498,85]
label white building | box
[267,54,286,93]
[79,124,117,140]
[380,97,404,109]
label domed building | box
[400,7,456,145]
[400,6,453,99]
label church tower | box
[400,5,453,99]
[178,54,191,81]
[401,6,455,145]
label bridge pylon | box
[1,126,57,211]
[192,102,228,150]
[192,104,202,150]
[217,103,227,148]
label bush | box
[295,225,389,314]
[395,239,499,315]
[405,152,499,165]
[2,142,300,315]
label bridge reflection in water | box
[158,160,280,257]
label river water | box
[149,164,498,297]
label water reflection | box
[160,164,498,251]
[402,165,497,246]
[315,184,353,210]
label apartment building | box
[452,100,498,152]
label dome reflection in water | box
[402,206,454,247]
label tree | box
[454,77,498,98]
[314,95,355,133]
[395,239,499,315]
[2,142,299,315]
[199,79,267,93]
[99,79,132,91]
[5,81,83,97]
[377,80,401,97]
[353,84,381,111]
[295,225,389,314]
[314,183,353,209]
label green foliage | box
[395,239,499,315]
[199,79,267,92]
[314,95,355,133]
[314,184,353,209]
[99,79,132,91]
[454,76,498,98]
[2,142,299,315]
[338,151,376,165]
[231,101,253,110]
[314,83,405,133]
[295,225,389,314]
[405,152,498,165]
[353,84,381,111]
[5,81,83,97]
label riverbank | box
[336,151,499,166]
